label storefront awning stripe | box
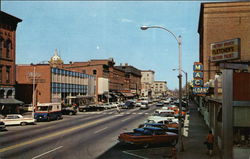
[0,98,24,105]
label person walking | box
[206,130,214,156]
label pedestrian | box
[205,130,214,156]
[116,106,120,113]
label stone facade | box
[140,70,155,97]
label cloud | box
[96,45,100,50]
[120,18,133,23]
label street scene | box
[1,1,250,159]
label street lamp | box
[173,69,189,108]
[141,25,183,152]
[30,63,36,119]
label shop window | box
[0,90,4,98]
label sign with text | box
[193,79,203,87]
[193,62,203,71]
[193,72,203,79]
[193,87,209,94]
[211,38,240,62]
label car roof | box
[143,127,163,131]
[144,123,165,126]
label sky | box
[2,1,209,90]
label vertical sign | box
[193,62,209,94]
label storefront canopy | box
[0,98,24,105]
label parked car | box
[79,104,105,112]
[62,106,77,115]
[147,112,178,124]
[147,119,179,129]
[138,123,178,134]
[0,121,6,131]
[118,127,178,147]
[1,114,36,126]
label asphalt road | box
[0,105,159,159]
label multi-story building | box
[0,11,22,114]
[153,81,167,97]
[198,2,250,158]
[63,58,126,102]
[140,70,155,97]
[16,52,96,106]
[115,63,142,97]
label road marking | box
[145,113,149,114]
[121,117,131,122]
[122,151,148,159]
[126,113,130,114]
[32,146,63,159]
[138,113,143,114]
[0,116,116,153]
[94,127,108,134]
[132,113,136,114]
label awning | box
[121,93,135,97]
[76,95,95,98]
[0,98,24,105]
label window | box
[93,69,97,75]
[0,37,3,58]
[6,40,11,58]
[0,66,2,83]
[6,66,10,83]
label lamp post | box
[31,64,36,119]
[173,69,189,108]
[141,25,183,152]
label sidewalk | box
[178,101,221,159]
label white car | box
[147,112,178,123]
[1,114,36,126]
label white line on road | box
[94,127,108,134]
[145,113,149,114]
[32,146,63,159]
[138,113,143,114]
[126,113,130,114]
[132,113,136,114]
[121,117,131,122]
[122,151,148,159]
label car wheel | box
[69,112,73,116]
[20,122,27,126]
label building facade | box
[0,11,23,114]
[140,70,155,97]
[153,81,167,97]
[197,2,250,158]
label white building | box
[153,81,167,97]
[141,70,155,97]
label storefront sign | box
[193,72,203,79]
[193,80,203,87]
[193,87,209,94]
[211,38,240,62]
[193,62,203,71]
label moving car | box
[121,101,135,109]
[1,114,36,126]
[156,102,164,107]
[118,127,178,147]
[35,103,63,121]
[62,106,77,115]
[140,102,149,109]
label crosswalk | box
[79,111,149,115]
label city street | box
[0,106,159,159]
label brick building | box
[115,64,142,97]
[0,11,22,114]
[197,2,250,158]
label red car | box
[118,127,178,147]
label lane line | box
[0,116,116,153]
[94,127,108,134]
[122,151,148,159]
[132,113,136,114]
[121,117,131,122]
[32,146,63,159]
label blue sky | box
[3,1,204,90]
